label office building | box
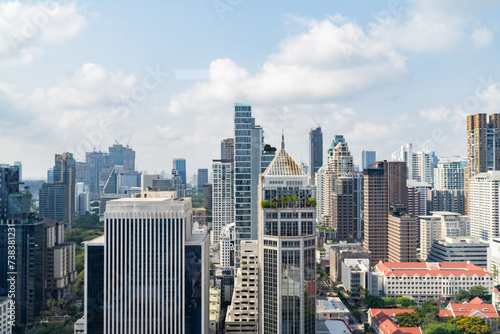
[419,212,470,261]
[309,126,323,185]
[197,168,209,193]
[341,258,371,292]
[44,218,77,301]
[212,160,234,245]
[426,189,466,215]
[434,157,465,190]
[331,172,364,242]
[84,235,104,334]
[407,180,430,220]
[75,182,90,216]
[171,168,185,197]
[173,158,187,188]
[363,167,388,263]
[466,113,500,197]
[427,237,489,268]
[258,139,316,333]
[220,223,235,268]
[323,135,354,227]
[39,153,76,228]
[329,243,371,283]
[225,240,259,333]
[469,171,500,241]
[85,151,110,194]
[102,165,140,195]
[233,104,274,268]
[362,150,376,170]
[109,143,135,172]
[375,261,494,299]
[104,197,209,333]
[391,141,434,185]
[221,138,235,161]
[0,164,31,225]
[387,211,418,263]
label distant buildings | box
[39,152,76,228]
[391,141,434,185]
[426,189,466,215]
[362,150,376,170]
[173,158,187,188]
[434,157,464,190]
[469,171,500,241]
[258,140,316,333]
[197,168,208,193]
[309,126,323,185]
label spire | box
[281,129,285,149]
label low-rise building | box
[316,297,350,322]
[375,261,494,301]
[209,286,221,334]
[329,243,370,283]
[427,236,489,268]
[341,258,371,292]
[439,297,499,324]
[368,308,422,334]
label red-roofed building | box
[375,261,494,301]
[438,297,499,326]
[368,309,423,334]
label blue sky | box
[2,0,500,178]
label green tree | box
[424,323,460,334]
[396,296,417,308]
[365,295,385,308]
[448,316,493,334]
[383,297,396,307]
[456,290,471,302]
[395,312,422,327]
[261,200,271,208]
[469,285,487,299]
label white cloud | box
[0,1,86,65]
[472,27,494,48]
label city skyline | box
[2,1,500,178]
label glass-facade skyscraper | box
[309,126,323,185]
[173,158,187,187]
[233,104,274,268]
[362,150,376,170]
[258,139,316,334]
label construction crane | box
[311,116,321,128]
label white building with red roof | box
[439,297,499,325]
[375,261,494,301]
[368,309,423,334]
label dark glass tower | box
[309,126,323,185]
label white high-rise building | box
[392,141,434,185]
[469,171,500,242]
[258,138,316,334]
[212,160,234,245]
[225,240,259,333]
[434,157,464,190]
[104,197,209,333]
[419,211,470,261]
[315,165,327,224]
[220,222,235,268]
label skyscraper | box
[103,196,209,333]
[466,113,500,212]
[85,151,110,194]
[258,138,316,334]
[221,138,235,161]
[233,104,274,268]
[323,135,354,227]
[361,150,376,170]
[331,172,364,242]
[392,141,434,185]
[309,126,323,185]
[434,157,465,190]
[173,158,187,188]
[109,143,135,172]
[197,168,209,193]
[469,171,500,242]
[212,160,234,245]
[84,235,104,334]
[40,153,76,228]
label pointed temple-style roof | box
[263,147,306,177]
